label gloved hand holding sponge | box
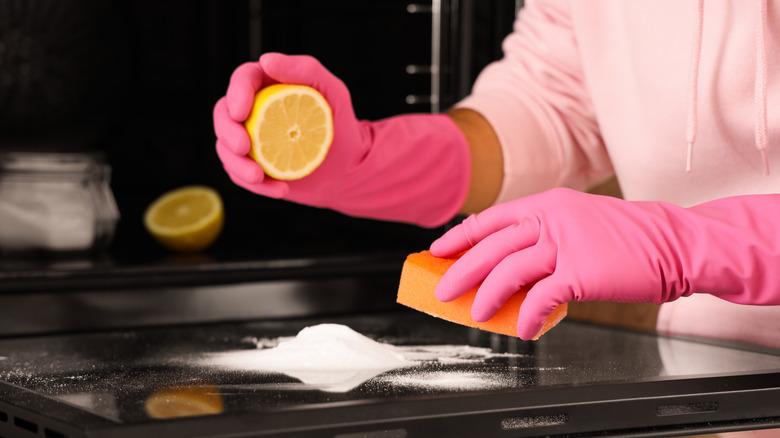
[215,54,780,341]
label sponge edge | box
[397,251,567,340]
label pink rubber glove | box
[213,53,470,227]
[430,188,780,340]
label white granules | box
[379,371,508,391]
[202,324,527,393]
[396,345,524,363]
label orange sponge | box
[397,250,566,339]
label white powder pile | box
[203,324,413,392]
[203,324,529,393]
[238,330,526,366]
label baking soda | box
[397,345,524,363]
[379,371,508,391]
[203,324,526,393]
[204,324,412,392]
[0,180,95,250]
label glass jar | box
[0,152,119,253]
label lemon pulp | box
[244,84,333,180]
[144,186,223,252]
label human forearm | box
[448,108,503,214]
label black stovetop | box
[0,311,779,437]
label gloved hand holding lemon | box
[150,52,468,251]
[145,66,334,253]
[213,53,470,227]
[213,53,366,204]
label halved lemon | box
[144,386,224,419]
[244,84,334,180]
[144,186,223,252]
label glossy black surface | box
[0,0,448,283]
[0,312,778,429]
[0,0,524,297]
[0,251,407,293]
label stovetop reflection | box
[0,311,778,425]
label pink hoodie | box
[457,0,780,349]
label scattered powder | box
[500,414,568,430]
[203,324,529,393]
[395,345,525,363]
[436,357,481,365]
[512,366,566,371]
[380,371,509,391]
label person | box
[215,3,779,433]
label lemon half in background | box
[144,186,223,252]
[244,84,334,180]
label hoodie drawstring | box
[685,0,704,172]
[685,0,770,175]
[756,0,770,175]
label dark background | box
[0,0,517,270]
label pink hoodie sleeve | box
[456,0,614,204]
